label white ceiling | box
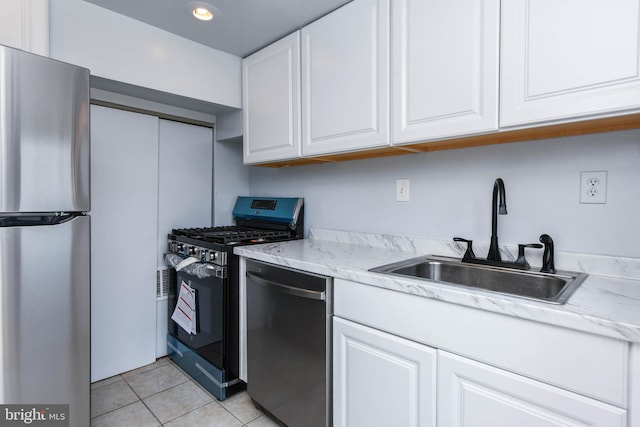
[83,0,352,57]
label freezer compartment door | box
[0,45,90,213]
[0,215,90,427]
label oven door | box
[168,267,226,370]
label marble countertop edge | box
[234,229,640,343]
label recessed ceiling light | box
[184,2,220,22]
[193,7,213,21]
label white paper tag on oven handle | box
[175,256,199,271]
[172,280,197,335]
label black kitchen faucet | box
[454,178,551,271]
[487,178,507,262]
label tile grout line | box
[123,376,194,426]
[115,359,190,425]
[165,359,261,426]
[92,358,266,426]
[90,377,140,420]
[163,360,246,425]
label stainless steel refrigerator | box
[0,45,90,426]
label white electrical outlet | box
[396,179,410,202]
[580,171,607,204]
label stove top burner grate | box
[172,226,292,245]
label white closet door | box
[157,120,213,267]
[90,105,159,381]
[156,120,213,358]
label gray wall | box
[214,137,250,225]
[248,129,640,258]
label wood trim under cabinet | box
[253,113,640,167]
[407,113,640,153]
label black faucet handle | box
[515,243,543,270]
[539,234,556,274]
[453,237,476,261]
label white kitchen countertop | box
[234,228,640,343]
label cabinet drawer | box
[334,279,628,407]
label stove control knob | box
[209,252,217,261]
[188,246,197,256]
[176,243,184,253]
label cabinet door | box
[333,317,436,427]
[501,0,640,127]
[301,0,390,156]
[242,32,301,164]
[392,0,499,144]
[631,344,640,427]
[438,351,627,427]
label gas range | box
[165,196,304,401]
[167,197,304,266]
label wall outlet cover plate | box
[580,171,607,204]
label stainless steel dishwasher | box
[246,259,332,427]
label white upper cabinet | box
[242,32,302,164]
[301,0,390,156]
[500,0,640,127]
[392,0,500,145]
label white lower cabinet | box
[333,317,437,427]
[333,278,632,426]
[631,344,640,427]
[438,350,627,427]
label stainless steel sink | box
[369,255,588,304]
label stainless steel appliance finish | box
[0,45,90,427]
[0,217,90,408]
[246,259,332,427]
[0,45,90,213]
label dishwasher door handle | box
[246,272,326,301]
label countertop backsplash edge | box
[309,228,640,281]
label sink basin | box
[369,255,588,304]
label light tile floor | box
[91,357,281,427]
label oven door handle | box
[246,272,326,301]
